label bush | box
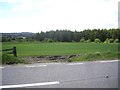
[2,53,26,64]
[43,38,54,43]
[104,38,114,43]
[2,53,17,64]
[72,40,76,42]
[47,38,54,43]
[86,39,91,43]
[109,39,114,43]
[68,59,72,62]
[94,38,101,43]
[43,38,48,42]
[80,38,85,43]
[114,39,119,43]
[95,52,101,56]
[104,38,110,43]
[106,50,112,54]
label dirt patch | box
[22,54,80,64]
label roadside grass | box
[2,42,119,63]
[69,51,118,62]
[2,53,27,64]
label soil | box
[22,54,80,64]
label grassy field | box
[2,42,119,62]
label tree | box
[33,28,120,43]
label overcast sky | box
[0,0,119,33]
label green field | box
[2,42,119,61]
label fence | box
[2,46,17,57]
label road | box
[0,60,119,89]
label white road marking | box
[0,66,5,69]
[67,63,83,65]
[0,81,59,88]
[45,63,61,65]
[24,65,47,68]
[108,60,119,62]
[99,60,119,63]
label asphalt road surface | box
[0,60,119,89]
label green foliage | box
[43,38,48,42]
[104,38,115,43]
[68,59,72,62]
[33,28,119,42]
[114,39,119,43]
[86,39,91,43]
[43,38,55,43]
[104,38,110,43]
[94,38,101,43]
[47,38,54,43]
[2,28,120,43]
[109,39,114,43]
[80,38,85,43]
[2,53,26,64]
[16,38,23,42]
[95,52,101,56]
[2,53,17,64]
[71,51,118,62]
[2,36,11,42]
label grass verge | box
[69,51,118,62]
[2,53,27,64]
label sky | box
[0,0,119,33]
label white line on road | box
[45,63,61,65]
[24,65,47,68]
[67,63,83,65]
[0,81,59,88]
[0,67,5,69]
[99,60,119,63]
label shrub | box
[94,38,101,43]
[47,38,54,43]
[2,53,17,64]
[43,38,48,42]
[80,38,85,43]
[2,53,26,64]
[104,38,110,43]
[114,39,119,43]
[86,39,91,43]
[68,59,72,62]
[72,40,76,42]
[109,39,114,43]
[95,52,101,56]
[106,50,112,54]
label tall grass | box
[2,53,26,64]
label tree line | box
[2,28,120,43]
[34,28,120,43]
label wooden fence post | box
[13,46,17,57]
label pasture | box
[2,42,119,60]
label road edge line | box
[0,81,59,88]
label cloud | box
[0,0,17,3]
[0,0,118,33]
[0,0,35,4]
